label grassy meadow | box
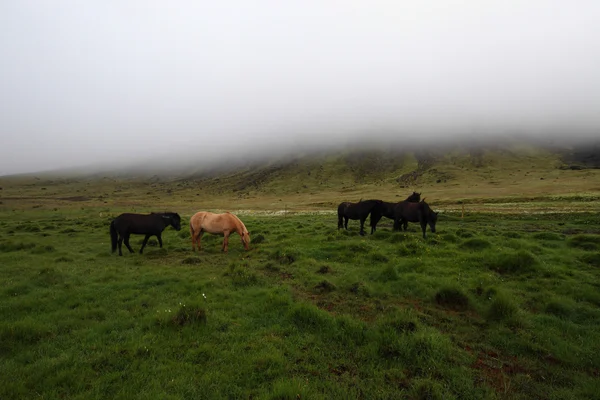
[1,202,600,399]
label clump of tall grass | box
[532,232,564,241]
[181,257,201,265]
[314,280,336,293]
[487,250,537,274]
[435,286,470,311]
[487,292,520,322]
[580,253,600,267]
[544,298,575,319]
[460,238,491,250]
[30,245,55,254]
[567,235,600,251]
[379,265,399,281]
[252,234,266,244]
[171,303,207,326]
[0,241,36,252]
[226,263,260,287]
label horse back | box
[113,213,164,234]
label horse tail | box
[110,220,118,253]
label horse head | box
[241,230,251,250]
[162,213,182,231]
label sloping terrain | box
[1,139,599,213]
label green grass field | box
[1,204,599,399]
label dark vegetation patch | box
[0,241,36,252]
[252,234,266,244]
[456,229,474,238]
[486,251,537,274]
[435,287,470,311]
[567,235,600,251]
[30,245,56,254]
[580,253,600,267]
[379,265,399,281]
[487,293,519,322]
[314,280,336,293]
[532,232,564,241]
[171,304,207,326]
[181,257,202,265]
[460,238,491,250]
[317,265,331,274]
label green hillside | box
[1,140,599,213]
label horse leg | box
[222,232,230,252]
[117,235,124,256]
[139,234,151,254]
[157,234,163,248]
[359,218,366,236]
[338,214,343,230]
[344,217,349,230]
[403,220,408,231]
[196,231,204,251]
[124,234,135,253]
[420,221,427,239]
[190,224,196,251]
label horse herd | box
[109,211,249,256]
[109,192,437,256]
[337,192,438,237]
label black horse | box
[369,192,421,234]
[337,199,383,236]
[110,212,182,256]
[393,200,438,239]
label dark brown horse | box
[337,199,383,236]
[369,192,421,233]
[110,212,182,255]
[393,200,438,239]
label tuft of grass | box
[252,234,266,244]
[227,263,260,287]
[0,241,36,252]
[314,280,336,293]
[348,281,371,297]
[580,253,600,267]
[370,252,389,263]
[567,234,600,251]
[460,238,491,250]
[435,286,470,310]
[317,265,330,274]
[456,229,474,238]
[171,304,207,326]
[379,265,399,281]
[487,292,519,322]
[30,245,55,254]
[289,303,333,331]
[532,232,564,241]
[487,250,537,274]
[545,299,575,319]
[181,257,202,265]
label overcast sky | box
[1,1,599,175]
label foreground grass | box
[1,209,599,399]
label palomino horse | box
[110,212,181,256]
[337,199,383,236]
[190,211,250,252]
[369,191,421,234]
[393,199,438,239]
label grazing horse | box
[190,211,250,252]
[337,199,383,236]
[393,200,438,239]
[369,192,421,233]
[110,212,181,256]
